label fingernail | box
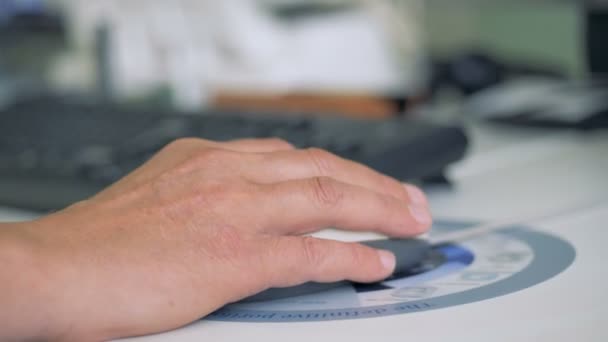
[378,250,396,272]
[409,205,432,225]
[404,184,427,205]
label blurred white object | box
[55,0,425,110]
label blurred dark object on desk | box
[0,0,65,59]
[0,0,66,106]
[466,79,608,130]
[463,3,608,131]
[585,0,608,77]
[0,95,468,211]
[0,0,64,38]
[428,50,565,98]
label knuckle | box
[300,236,325,268]
[267,138,294,149]
[348,243,368,266]
[309,177,343,209]
[305,147,335,175]
[165,137,204,150]
[163,147,230,177]
[162,138,211,162]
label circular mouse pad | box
[207,220,575,323]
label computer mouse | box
[242,238,432,302]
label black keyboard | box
[0,98,468,210]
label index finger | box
[252,177,432,237]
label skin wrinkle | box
[300,236,326,278]
[306,148,335,177]
[310,177,345,211]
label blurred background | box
[0,0,607,211]
[1,0,602,112]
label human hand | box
[3,138,431,341]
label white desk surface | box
[2,122,607,341]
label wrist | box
[0,218,101,341]
[0,221,62,340]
